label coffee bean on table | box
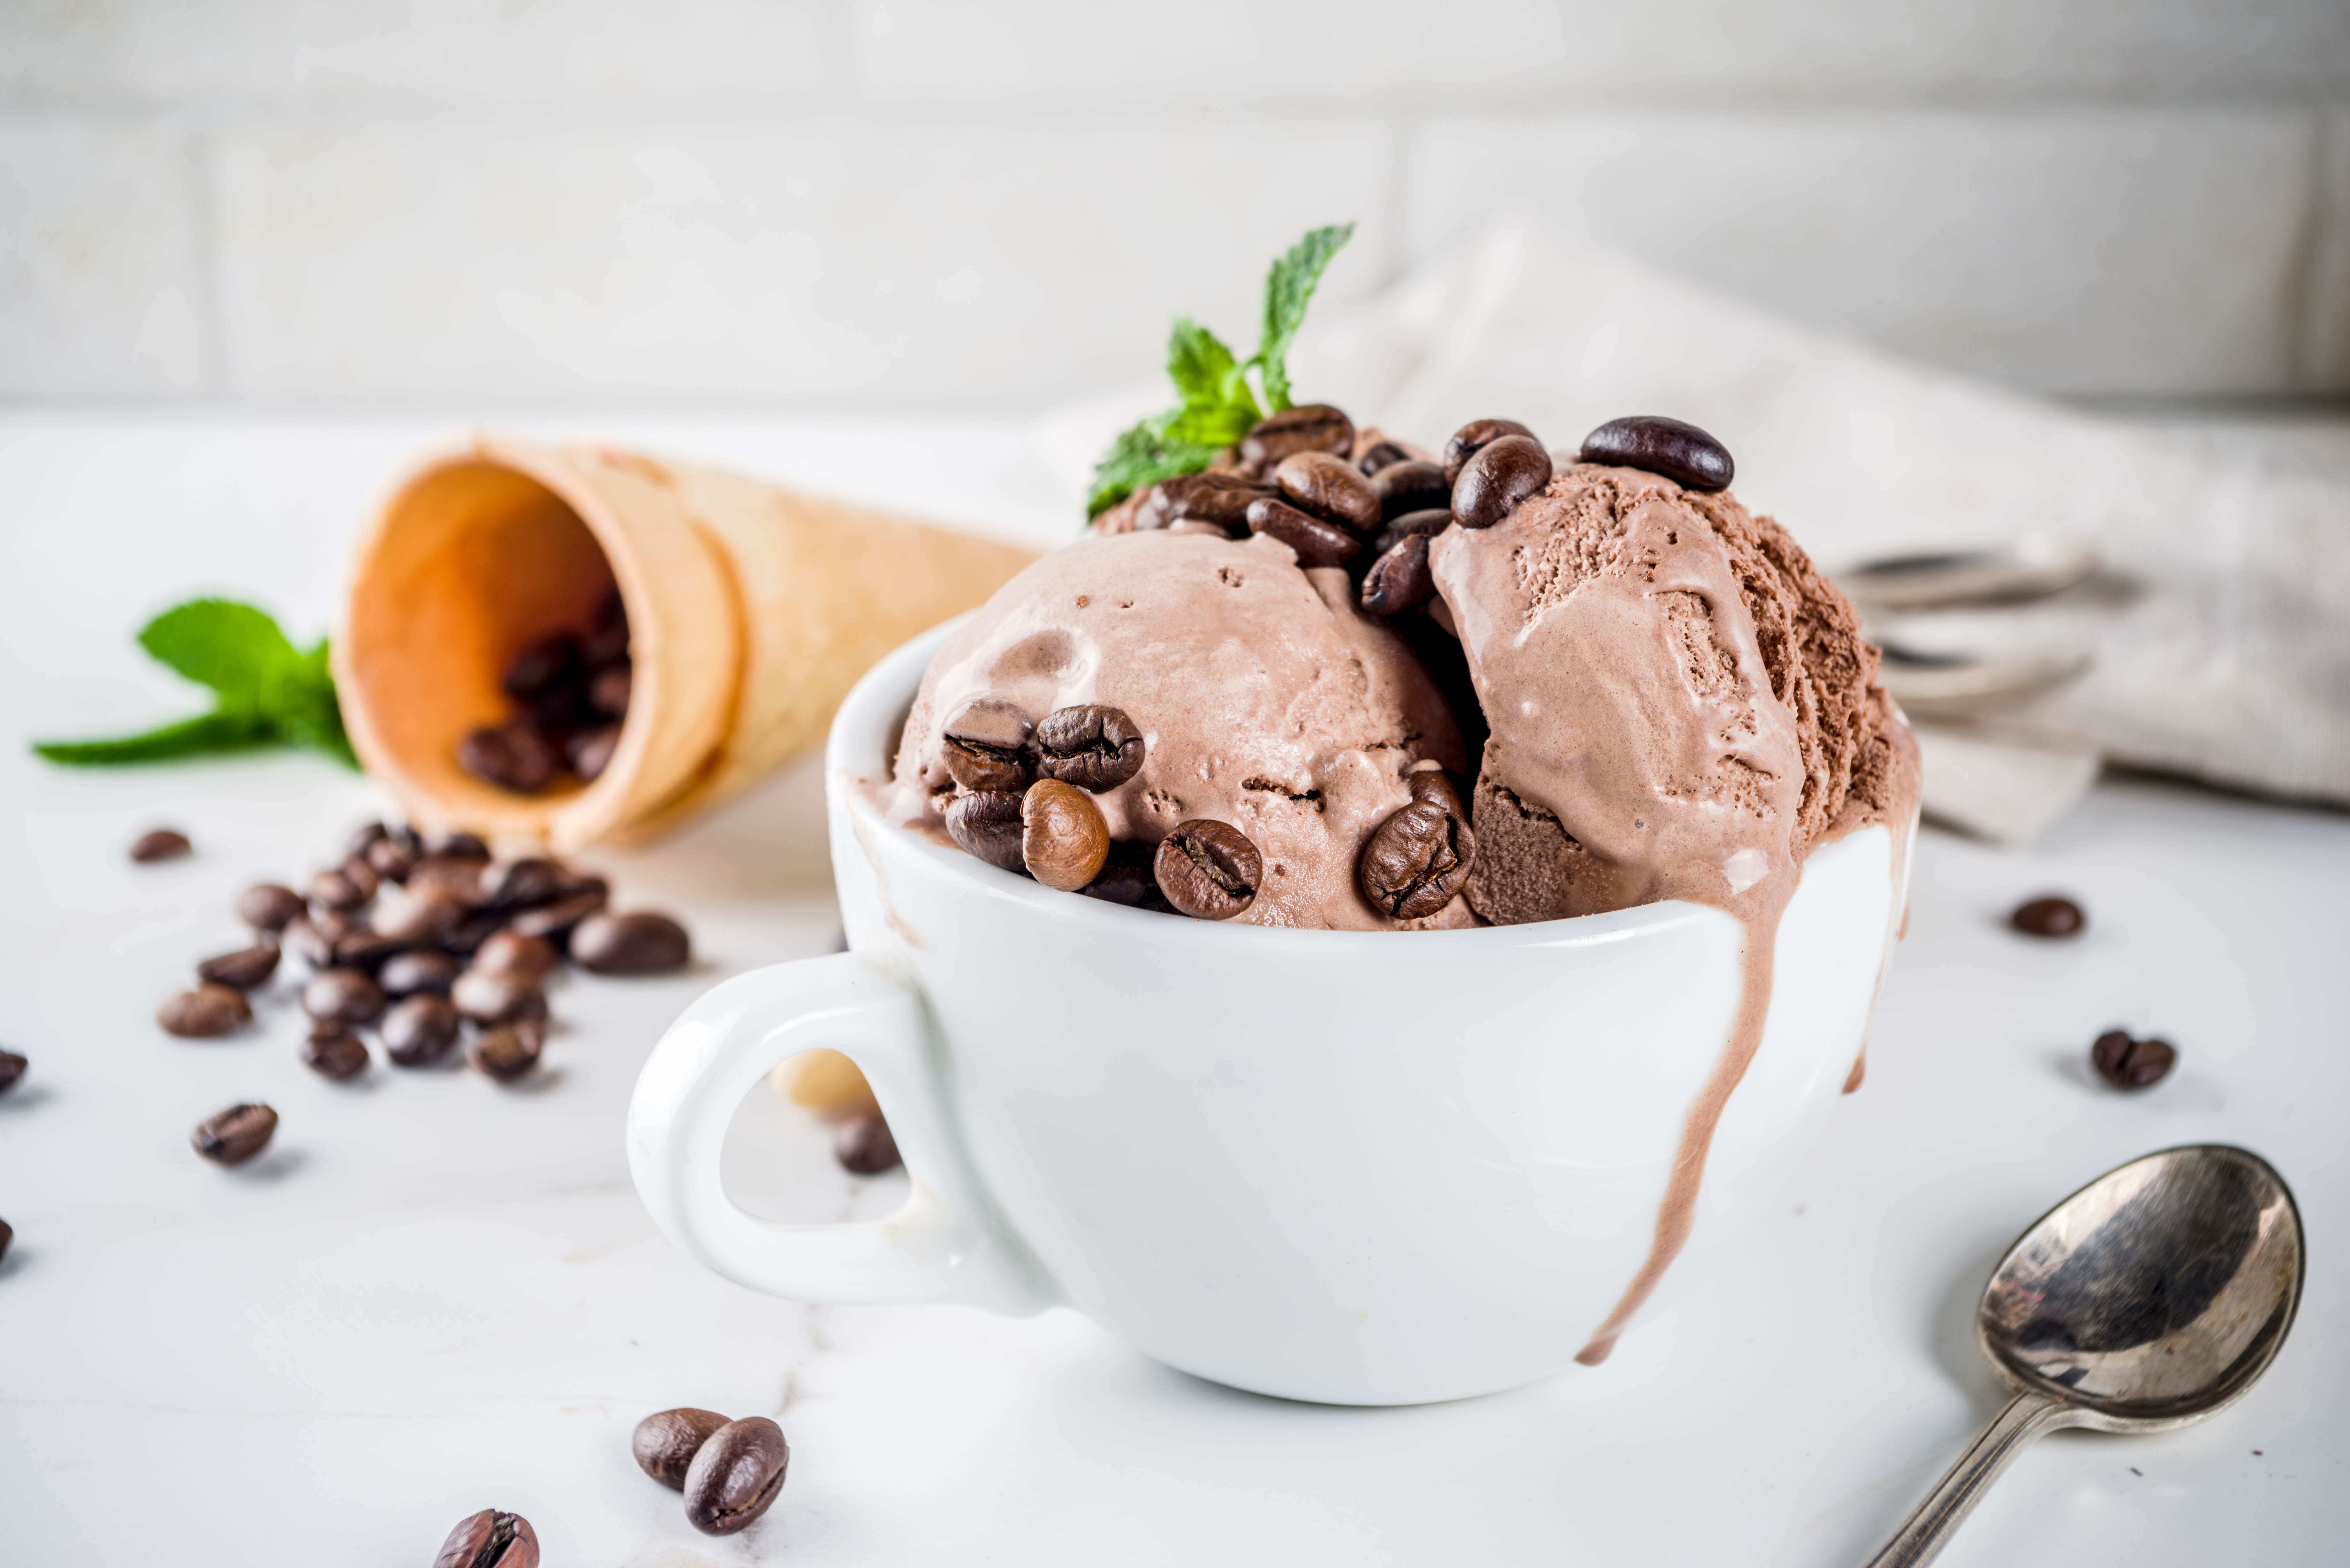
[474,929,558,981]
[1579,414,1733,491]
[1452,434,1554,530]
[236,882,306,932]
[1359,790,1477,920]
[1239,404,1354,473]
[2092,1030,2176,1089]
[1368,459,1450,522]
[452,969,548,1026]
[382,995,462,1067]
[333,928,412,971]
[379,949,461,997]
[458,723,558,794]
[2011,896,2086,938]
[425,830,490,862]
[197,943,281,990]
[946,789,1027,873]
[1273,451,1381,535]
[567,725,621,783]
[571,912,692,976]
[1356,440,1412,476]
[192,1103,277,1165]
[507,889,605,944]
[1442,418,1538,486]
[300,1025,371,1081]
[941,697,1035,793]
[1246,496,1364,568]
[432,1508,539,1568]
[1360,534,1436,618]
[1020,779,1110,892]
[0,1217,12,1266]
[159,984,252,1038]
[281,915,340,970]
[437,908,509,956]
[0,1049,26,1096]
[364,834,417,882]
[408,852,489,905]
[1154,820,1263,920]
[372,887,462,944]
[683,1416,790,1536]
[634,1407,732,1490]
[130,827,192,863]
[1144,471,1273,532]
[307,867,368,911]
[1034,705,1145,793]
[304,968,385,1026]
[469,1021,545,1083]
[836,1112,902,1175]
[339,856,383,901]
[480,857,562,910]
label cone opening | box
[342,457,631,839]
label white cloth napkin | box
[1042,211,2350,840]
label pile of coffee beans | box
[633,1407,790,1536]
[158,818,693,1093]
[458,590,632,794]
[433,1508,538,1568]
[933,697,1264,920]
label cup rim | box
[831,615,1887,950]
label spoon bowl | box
[1866,1145,2303,1567]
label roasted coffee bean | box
[508,889,605,944]
[437,907,509,956]
[307,866,368,911]
[1145,471,1276,531]
[2011,896,2086,939]
[364,833,417,882]
[130,827,191,863]
[235,882,306,932]
[333,928,413,971]
[0,1217,12,1265]
[1020,779,1111,892]
[0,1049,27,1096]
[1579,414,1733,491]
[469,1021,545,1083]
[1239,404,1353,473]
[1360,534,1436,617]
[1079,844,1176,913]
[158,984,251,1038]
[1370,507,1455,558]
[588,663,632,720]
[379,949,461,997]
[474,929,558,981]
[1154,820,1262,920]
[1356,441,1413,476]
[567,724,621,783]
[480,857,562,910]
[581,589,631,666]
[1273,451,1381,534]
[337,855,382,902]
[345,821,389,859]
[300,1025,370,1081]
[191,1103,277,1166]
[451,969,548,1026]
[682,1416,790,1536]
[635,1407,732,1490]
[1442,418,1538,486]
[281,914,340,970]
[1164,516,1242,540]
[1368,459,1449,522]
[836,1112,902,1174]
[383,994,463,1067]
[571,911,692,976]
[2092,1030,2177,1089]
[945,789,1028,873]
[1407,765,1466,816]
[303,967,386,1026]
[1034,705,1145,793]
[432,1508,539,1568]
[197,942,281,991]
[1246,497,1364,568]
[1359,795,1476,919]
[941,697,1035,793]
[458,722,558,794]
[425,830,490,861]
[1452,434,1553,529]
[372,887,463,944]
[408,852,489,905]
[502,635,581,701]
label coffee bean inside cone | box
[457,588,634,796]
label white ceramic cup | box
[629,618,1910,1405]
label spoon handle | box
[1862,1391,2072,1568]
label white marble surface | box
[2,415,2347,1564]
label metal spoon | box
[1840,535,2101,610]
[1864,1145,2303,1568]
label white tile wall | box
[2,0,2346,404]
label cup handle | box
[627,952,1051,1314]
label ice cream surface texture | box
[885,530,1470,931]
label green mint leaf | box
[34,709,277,766]
[1256,222,1354,412]
[137,598,301,707]
[277,637,360,769]
[1163,401,1260,449]
[1166,318,1241,408]
[1087,415,1225,517]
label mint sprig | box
[1088,222,1356,517]
[33,598,359,769]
